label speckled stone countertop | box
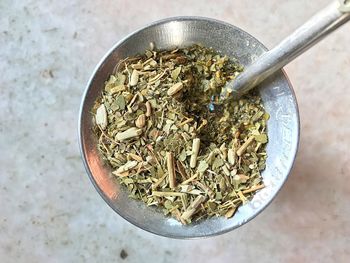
[1,0,349,262]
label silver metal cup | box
[79,17,300,238]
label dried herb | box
[93,44,269,224]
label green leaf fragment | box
[171,66,182,80]
[197,160,209,173]
[254,134,268,143]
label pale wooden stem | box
[181,195,206,222]
[145,101,152,117]
[236,136,255,156]
[116,127,142,141]
[152,191,184,197]
[242,184,265,194]
[190,138,201,168]
[167,152,176,189]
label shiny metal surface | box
[227,0,350,97]
[79,17,300,238]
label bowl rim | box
[78,16,300,239]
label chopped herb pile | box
[93,44,269,224]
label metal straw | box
[224,0,350,98]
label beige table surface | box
[1,0,349,262]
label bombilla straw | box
[223,0,350,98]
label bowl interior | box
[79,17,299,238]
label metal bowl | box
[79,17,300,238]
